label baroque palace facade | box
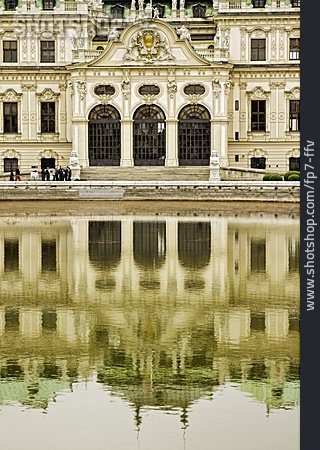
[0,0,300,174]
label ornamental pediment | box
[77,19,211,68]
[0,89,22,101]
[124,29,174,64]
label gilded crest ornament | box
[124,30,175,63]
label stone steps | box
[80,166,210,181]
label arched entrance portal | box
[88,105,121,166]
[133,105,166,166]
[178,104,211,166]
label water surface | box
[0,209,299,450]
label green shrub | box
[284,171,300,181]
[269,174,283,181]
[288,174,300,182]
[263,174,272,181]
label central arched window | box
[178,104,211,166]
[193,4,206,18]
[133,222,166,269]
[111,5,124,19]
[42,0,55,10]
[133,105,166,166]
[252,0,266,7]
[88,104,121,166]
[4,0,17,10]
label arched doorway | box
[178,104,211,166]
[133,105,166,166]
[88,105,121,166]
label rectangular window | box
[235,100,239,111]
[251,100,266,132]
[3,102,18,133]
[41,102,56,133]
[250,239,266,273]
[251,39,266,61]
[289,38,300,60]
[288,238,300,272]
[289,157,300,171]
[40,41,55,63]
[252,0,266,7]
[3,41,17,63]
[251,157,266,169]
[289,100,300,131]
[41,240,57,272]
[4,240,19,272]
[5,308,20,332]
[235,132,239,141]
[235,154,239,162]
[4,157,18,173]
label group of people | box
[9,167,21,181]
[9,166,72,181]
[40,166,72,181]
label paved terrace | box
[0,180,300,202]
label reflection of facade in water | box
[0,215,299,417]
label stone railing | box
[72,49,104,63]
[195,48,215,61]
[219,0,300,13]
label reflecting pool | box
[0,209,299,450]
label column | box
[213,119,228,166]
[59,83,67,141]
[166,120,178,166]
[121,120,134,166]
[21,85,29,140]
[278,82,286,139]
[269,82,278,139]
[239,82,247,140]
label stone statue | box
[172,0,177,9]
[180,0,185,9]
[121,72,131,99]
[76,80,87,100]
[145,3,152,18]
[138,0,144,9]
[153,7,159,18]
[177,25,191,41]
[222,31,230,49]
[108,28,120,41]
[212,78,221,98]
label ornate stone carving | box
[248,86,269,100]
[121,72,131,99]
[0,89,22,101]
[37,88,59,101]
[71,32,85,50]
[76,81,87,100]
[108,28,120,41]
[177,25,191,41]
[1,149,21,160]
[286,87,300,100]
[124,29,175,63]
[224,79,232,96]
[240,27,246,60]
[212,78,221,99]
[68,81,75,96]
[167,79,177,98]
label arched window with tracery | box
[178,104,211,166]
[88,104,121,166]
